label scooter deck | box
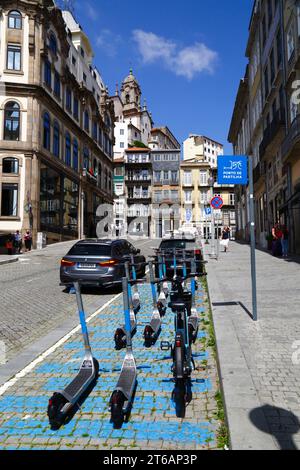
[64,368,95,399]
[116,367,137,400]
[150,316,161,333]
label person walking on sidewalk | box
[271,223,283,257]
[24,230,32,252]
[220,227,230,253]
[13,230,22,254]
[281,224,289,258]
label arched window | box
[4,102,20,141]
[49,33,57,55]
[65,132,71,166]
[43,112,51,150]
[8,11,22,30]
[2,157,19,174]
[53,121,60,157]
[73,139,78,170]
[83,147,89,169]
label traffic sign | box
[205,207,212,216]
[218,155,248,185]
[211,196,224,210]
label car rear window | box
[160,240,187,250]
[68,244,112,256]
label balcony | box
[282,114,300,162]
[126,176,151,184]
[253,161,266,185]
[259,109,285,159]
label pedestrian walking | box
[13,230,22,254]
[24,230,32,252]
[281,224,289,258]
[271,223,283,257]
[220,227,230,253]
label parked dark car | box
[155,238,204,280]
[60,239,146,288]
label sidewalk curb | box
[204,247,277,450]
[0,257,19,266]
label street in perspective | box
[0,0,300,456]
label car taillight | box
[99,259,118,267]
[61,259,76,267]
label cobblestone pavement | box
[206,241,300,450]
[0,280,222,450]
[0,239,153,364]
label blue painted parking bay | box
[0,283,218,450]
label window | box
[43,112,51,150]
[120,129,125,135]
[1,183,18,216]
[54,71,60,98]
[200,171,208,185]
[98,127,102,147]
[92,121,97,141]
[73,97,79,120]
[53,121,60,157]
[184,171,192,185]
[65,132,71,166]
[230,193,235,206]
[8,11,22,30]
[72,56,76,66]
[84,111,89,132]
[120,142,125,149]
[7,45,21,71]
[185,191,192,203]
[49,33,57,55]
[154,171,161,183]
[83,147,89,169]
[276,29,282,67]
[73,139,78,170]
[2,158,19,174]
[4,102,20,141]
[290,96,298,123]
[66,88,72,111]
[171,171,178,183]
[44,59,51,87]
[83,72,87,82]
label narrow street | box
[0,240,223,451]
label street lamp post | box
[208,176,215,257]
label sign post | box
[218,155,258,322]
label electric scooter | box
[188,259,200,344]
[130,254,141,313]
[114,263,137,350]
[110,277,137,428]
[47,282,99,430]
[143,261,165,345]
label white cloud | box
[96,29,122,57]
[85,2,99,21]
[132,30,218,80]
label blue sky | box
[71,0,253,152]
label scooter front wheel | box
[114,329,126,350]
[110,391,125,428]
[47,393,71,430]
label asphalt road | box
[0,238,157,371]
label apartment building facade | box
[229,0,300,254]
[0,1,114,247]
[125,147,152,237]
[183,135,224,168]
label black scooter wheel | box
[144,325,154,341]
[47,393,69,430]
[110,391,125,428]
[114,329,126,350]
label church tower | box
[120,69,141,115]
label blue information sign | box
[205,207,212,216]
[218,155,248,185]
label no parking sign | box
[211,196,224,210]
